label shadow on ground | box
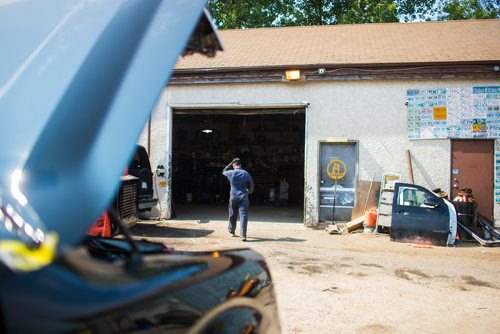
[172,203,303,224]
[130,222,213,238]
[247,237,306,243]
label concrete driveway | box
[131,217,500,334]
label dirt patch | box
[462,275,496,289]
[328,262,352,269]
[406,269,430,278]
[348,271,369,277]
[344,248,364,253]
[435,274,450,279]
[286,262,324,276]
[270,251,286,257]
[134,219,500,334]
[300,265,323,275]
[286,261,303,266]
[394,268,430,281]
[356,323,397,334]
[361,263,384,268]
[322,286,340,293]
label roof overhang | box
[171,61,500,85]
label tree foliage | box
[288,0,401,25]
[439,0,500,20]
[206,0,292,29]
[207,0,499,29]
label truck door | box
[391,183,450,246]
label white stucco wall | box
[138,93,171,218]
[143,78,500,225]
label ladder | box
[375,173,400,233]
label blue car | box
[0,1,280,333]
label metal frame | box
[165,103,309,222]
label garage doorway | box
[451,139,494,221]
[171,108,305,223]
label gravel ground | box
[130,218,500,334]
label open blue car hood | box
[0,0,221,252]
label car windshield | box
[128,146,151,171]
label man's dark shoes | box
[229,232,237,237]
[242,237,247,241]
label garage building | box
[140,19,500,227]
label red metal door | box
[451,140,494,221]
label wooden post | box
[362,172,376,215]
[406,149,414,184]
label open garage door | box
[171,107,305,223]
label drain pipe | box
[147,115,152,154]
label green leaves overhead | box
[207,0,500,29]
[207,0,294,28]
[440,0,500,20]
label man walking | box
[222,158,254,241]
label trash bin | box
[453,201,478,240]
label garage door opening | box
[171,108,305,223]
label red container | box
[364,209,378,228]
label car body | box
[90,143,158,237]
[0,1,280,333]
[128,144,158,211]
[88,209,113,237]
[89,174,140,237]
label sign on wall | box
[318,142,357,222]
[406,86,500,140]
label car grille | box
[118,179,139,224]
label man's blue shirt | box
[223,166,254,199]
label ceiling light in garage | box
[202,129,213,134]
[285,70,301,81]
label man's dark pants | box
[228,195,249,238]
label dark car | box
[0,1,281,333]
[90,144,157,237]
[128,144,158,212]
[89,174,140,237]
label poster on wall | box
[406,86,500,140]
[319,148,356,209]
[318,142,357,222]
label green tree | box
[207,0,436,28]
[337,0,399,23]
[207,0,295,28]
[277,0,400,25]
[397,0,440,21]
[439,0,500,20]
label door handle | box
[395,210,408,215]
